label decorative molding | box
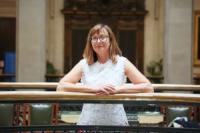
[62,0,147,72]
[62,0,147,21]
[154,0,160,20]
[64,0,145,12]
[49,0,55,19]
[0,0,16,17]
[194,11,200,66]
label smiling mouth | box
[97,45,104,47]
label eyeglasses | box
[91,35,109,43]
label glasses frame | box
[91,35,109,43]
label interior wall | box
[46,0,64,74]
[193,0,200,75]
[144,0,164,76]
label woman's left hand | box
[95,84,117,95]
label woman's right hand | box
[94,84,116,95]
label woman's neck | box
[97,54,109,64]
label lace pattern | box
[77,56,129,125]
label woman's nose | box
[97,38,101,42]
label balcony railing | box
[0,82,200,133]
[1,82,200,92]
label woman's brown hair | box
[83,24,122,65]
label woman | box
[57,24,153,125]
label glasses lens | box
[91,36,108,42]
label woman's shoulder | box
[116,56,134,69]
[117,55,128,62]
[79,58,89,68]
[79,58,87,64]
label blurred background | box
[0,0,199,84]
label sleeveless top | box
[77,56,129,125]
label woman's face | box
[91,28,110,56]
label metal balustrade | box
[0,82,200,133]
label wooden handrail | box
[153,84,200,91]
[0,91,199,103]
[0,82,200,91]
[0,82,57,89]
[0,82,200,103]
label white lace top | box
[77,56,129,125]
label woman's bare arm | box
[56,61,96,93]
[56,61,113,94]
[115,58,154,94]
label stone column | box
[164,0,193,84]
[47,0,64,74]
[16,0,47,82]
